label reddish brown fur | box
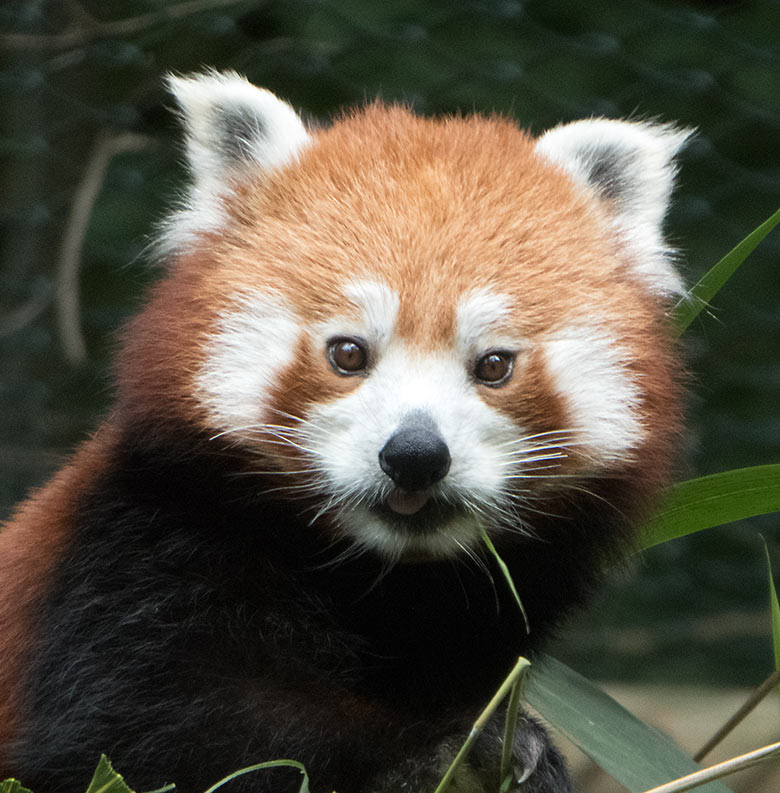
[117,104,679,485]
[0,431,115,763]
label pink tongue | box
[385,488,430,516]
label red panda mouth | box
[374,489,463,537]
[385,487,430,516]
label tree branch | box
[0,0,246,51]
[56,131,152,364]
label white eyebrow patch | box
[313,279,399,349]
[543,324,643,464]
[195,291,300,434]
[456,288,513,354]
[344,280,399,343]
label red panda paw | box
[367,714,572,793]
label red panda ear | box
[535,119,692,297]
[161,71,310,252]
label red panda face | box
[122,72,687,562]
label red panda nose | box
[378,427,451,491]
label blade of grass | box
[641,741,780,793]
[674,206,780,335]
[433,657,531,793]
[201,760,309,793]
[481,528,530,633]
[639,465,780,551]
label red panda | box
[0,71,687,793]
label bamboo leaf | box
[85,756,135,793]
[0,781,34,793]
[525,655,732,793]
[763,541,780,675]
[481,529,530,633]
[640,465,780,551]
[674,206,780,335]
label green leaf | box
[763,541,780,675]
[640,465,780,551]
[84,756,135,793]
[674,205,780,335]
[480,528,530,633]
[524,655,732,793]
[0,780,34,793]
[201,760,309,793]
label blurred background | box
[1,0,779,789]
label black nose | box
[378,427,451,490]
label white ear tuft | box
[161,71,311,252]
[535,119,692,296]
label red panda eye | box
[328,338,369,375]
[475,351,513,386]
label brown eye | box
[475,351,513,386]
[328,338,368,375]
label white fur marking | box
[344,280,400,345]
[456,288,514,356]
[196,292,300,435]
[544,324,643,463]
[312,280,400,352]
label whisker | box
[495,429,578,448]
[232,468,320,477]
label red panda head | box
[118,71,688,562]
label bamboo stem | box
[500,668,526,789]
[433,657,531,793]
[693,668,780,762]
[642,741,780,793]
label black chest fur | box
[13,435,611,792]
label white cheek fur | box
[543,324,643,464]
[195,292,300,436]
